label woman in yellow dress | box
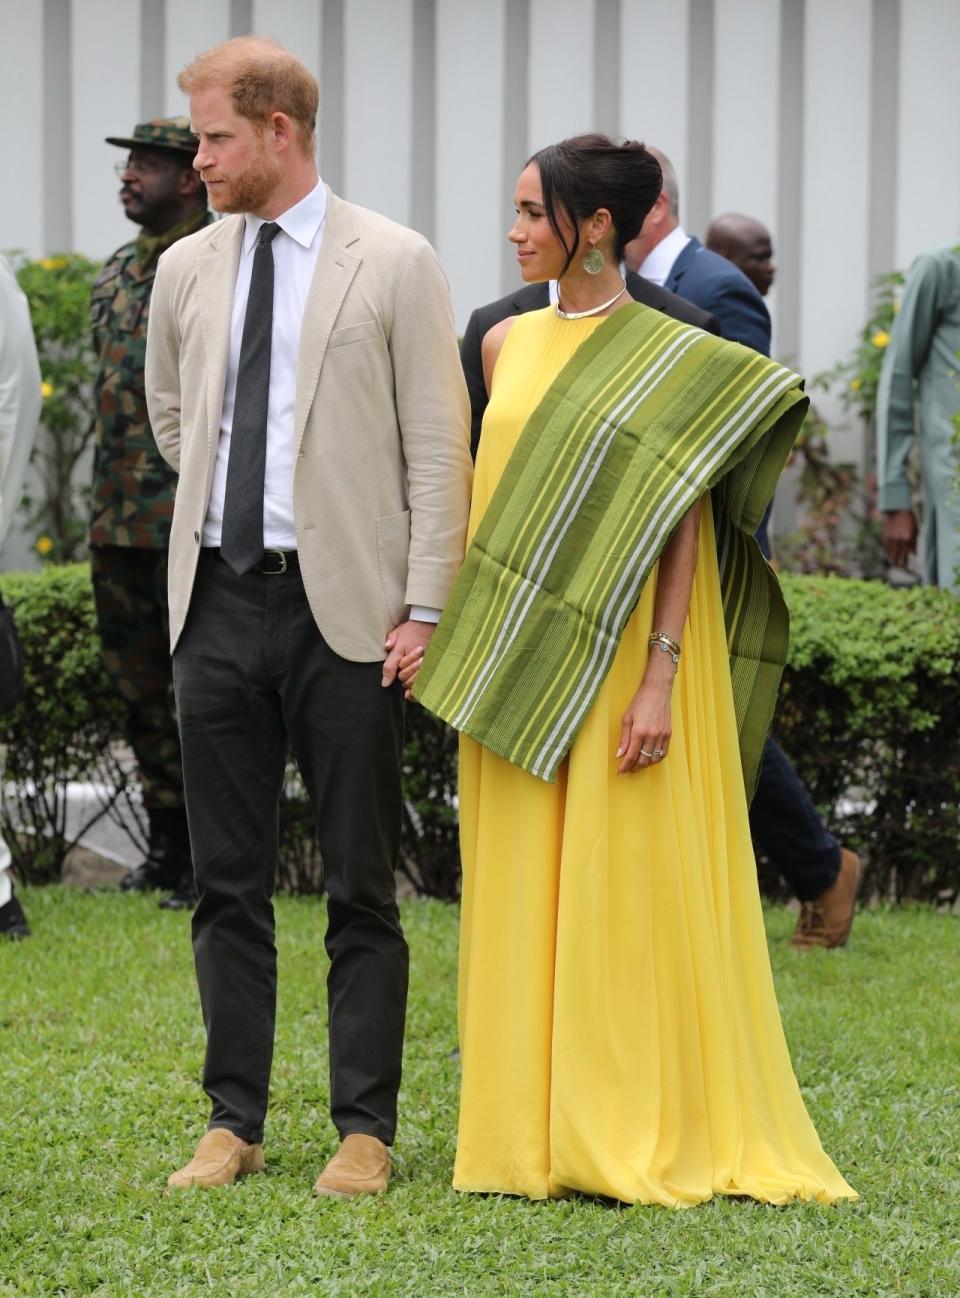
[408,135,856,1207]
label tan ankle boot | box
[167,1128,265,1189]
[313,1134,391,1198]
[791,848,863,949]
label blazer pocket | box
[326,320,380,350]
[376,508,411,624]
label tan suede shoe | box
[167,1128,265,1189]
[791,848,863,949]
[313,1134,391,1198]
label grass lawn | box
[1,889,957,1297]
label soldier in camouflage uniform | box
[91,118,212,909]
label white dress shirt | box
[203,178,327,551]
[202,180,438,624]
[547,261,627,306]
[637,225,691,287]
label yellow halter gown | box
[454,307,856,1206]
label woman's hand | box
[616,678,673,774]
[397,645,426,700]
[384,622,433,701]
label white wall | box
[3,0,960,567]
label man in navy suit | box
[626,149,862,950]
[624,150,771,357]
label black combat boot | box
[121,806,192,894]
[0,891,30,939]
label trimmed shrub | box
[774,574,960,902]
[1,565,957,901]
[0,564,132,882]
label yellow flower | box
[38,256,67,271]
[849,378,862,392]
[871,330,890,348]
[40,380,53,399]
[35,536,54,556]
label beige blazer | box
[145,188,472,658]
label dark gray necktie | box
[220,220,281,575]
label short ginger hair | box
[178,36,318,153]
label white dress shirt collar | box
[637,225,691,287]
[242,177,327,255]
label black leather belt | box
[203,547,298,575]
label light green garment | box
[415,305,806,789]
[876,243,960,591]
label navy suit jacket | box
[460,271,721,459]
[664,237,771,357]
[661,237,774,556]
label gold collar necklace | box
[556,278,627,320]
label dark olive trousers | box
[172,550,407,1146]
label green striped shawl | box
[414,305,808,788]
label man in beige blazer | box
[145,36,471,1196]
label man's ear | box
[179,166,204,199]
[269,111,295,153]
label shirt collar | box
[638,225,690,286]
[547,260,628,305]
[243,177,327,254]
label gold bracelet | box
[648,633,680,666]
[650,630,681,654]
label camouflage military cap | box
[105,117,197,158]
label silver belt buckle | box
[262,549,287,575]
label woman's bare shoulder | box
[481,315,520,395]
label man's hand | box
[383,619,436,699]
[883,508,918,569]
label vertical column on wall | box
[250,0,323,164]
[528,0,596,150]
[500,0,529,295]
[712,1,779,239]
[593,0,620,139]
[800,0,872,451]
[685,0,714,240]
[72,0,142,259]
[867,0,898,289]
[0,0,45,256]
[435,0,511,329]
[320,0,345,191]
[619,2,690,195]
[164,0,231,114]
[230,0,252,35]
[776,0,804,368]
[410,0,437,243]
[140,0,167,119]
[42,0,73,254]
[342,0,414,225]
[895,0,960,266]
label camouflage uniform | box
[90,120,212,848]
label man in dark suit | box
[624,148,771,358]
[460,271,719,457]
[626,147,861,950]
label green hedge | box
[772,574,960,902]
[0,565,131,881]
[1,566,957,901]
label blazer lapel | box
[294,189,361,456]
[195,216,244,457]
[665,237,700,293]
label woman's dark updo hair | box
[527,133,662,276]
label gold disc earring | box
[582,243,605,275]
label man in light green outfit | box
[876,243,960,592]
